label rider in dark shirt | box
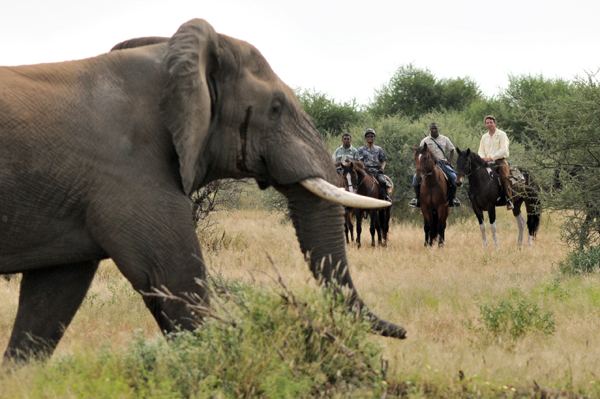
[356,128,391,202]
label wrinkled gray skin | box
[0,19,406,362]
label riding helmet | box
[364,128,376,137]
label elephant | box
[0,19,406,362]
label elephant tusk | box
[299,178,391,209]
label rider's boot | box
[449,185,461,207]
[410,185,421,208]
[506,197,514,210]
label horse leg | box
[349,211,355,243]
[423,218,431,247]
[369,210,377,247]
[473,207,487,247]
[375,210,383,246]
[524,195,541,244]
[438,206,448,248]
[430,210,439,246]
[356,210,363,248]
[489,206,499,247]
[380,208,389,247]
[344,219,350,244]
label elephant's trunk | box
[278,183,407,339]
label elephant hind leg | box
[4,261,99,363]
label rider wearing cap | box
[410,122,461,208]
[356,128,391,202]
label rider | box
[356,128,391,202]
[332,133,358,172]
[478,115,514,210]
[410,122,461,208]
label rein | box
[459,156,493,198]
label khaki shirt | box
[420,135,455,162]
[478,129,509,161]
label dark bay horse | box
[341,161,391,248]
[413,144,449,247]
[337,162,357,244]
[455,148,541,246]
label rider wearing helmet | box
[356,128,391,202]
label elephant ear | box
[161,19,218,196]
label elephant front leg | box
[4,261,99,362]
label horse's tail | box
[523,170,542,237]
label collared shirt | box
[357,145,387,169]
[420,134,455,162]
[332,145,358,163]
[478,129,510,161]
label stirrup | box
[506,200,514,210]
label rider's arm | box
[380,161,386,170]
[492,132,509,160]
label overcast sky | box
[2,0,598,105]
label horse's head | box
[412,143,437,185]
[455,148,471,187]
[341,160,360,193]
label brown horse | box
[341,161,391,248]
[336,162,357,244]
[413,144,449,247]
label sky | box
[1,0,599,105]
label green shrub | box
[20,278,388,398]
[467,289,555,344]
[560,245,600,275]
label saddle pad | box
[509,167,526,185]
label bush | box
[559,245,600,275]
[467,289,555,345]
[19,276,388,398]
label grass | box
[1,208,600,397]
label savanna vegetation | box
[2,64,600,398]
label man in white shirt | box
[478,115,514,210]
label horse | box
[336,162,357,244]
[412,144,450,247]
[340,160,391,248]
[455,148,541,246]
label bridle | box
[416,151,440,182]
[457,153,493,198]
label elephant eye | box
[269,101,282,120]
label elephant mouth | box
[299,178,390,209]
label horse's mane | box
[417,145,439,164]
[468,150,486,167]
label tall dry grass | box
[1,208,599,395]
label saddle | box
[485,162,527,205]
[365,168,394,199]
[485,163,527,186]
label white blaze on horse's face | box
[346,173,356,193]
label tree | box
[497,74,574,143]
[295,89,361,137]
[527,71,600,247]
[368,64,482,119]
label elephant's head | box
[113,19,406,339]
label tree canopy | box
[368,63,482,119]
